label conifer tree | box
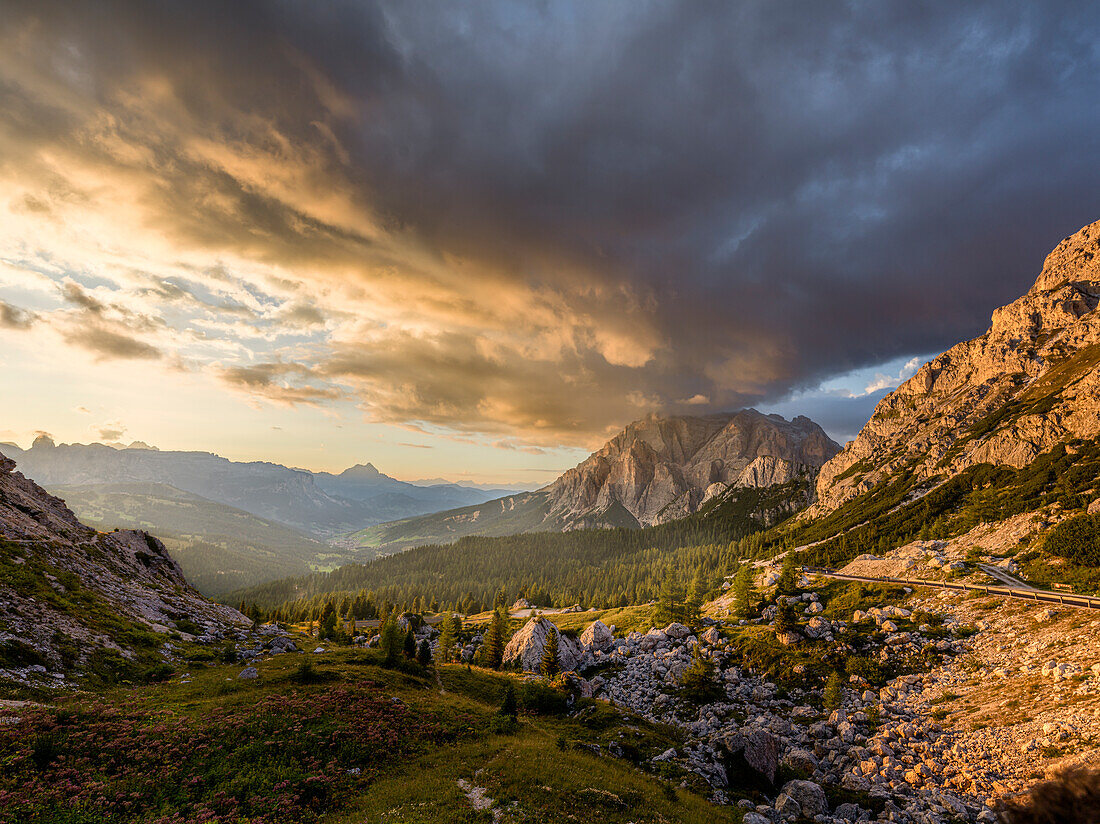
[499,681,517,718]
[436,613,456,663]
[539,622,559,679]
[403,628,416,659]
[733,564,757,620]
[824,670,844,710]
[380,615,402,666]
[319,601,337,640]
[775,552,799,597]
[774,602,798,637]
[656,572,685,625]
[481,608,506,669]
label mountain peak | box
[339,462,382,479]
[546,409,840,527]
[32,433,55,449]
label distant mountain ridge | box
[346,409,839,552]
[1,438,525,538]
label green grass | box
[1,643,736,823]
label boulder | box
[701,626,721,645]
[502,617,582,672]
[781,748,819,774]
[779,778,828,814]
[834,802,865,820]
[721,728,779,785]
[663,622,692,639]
[238,667,259,680]
[579,620,614,652]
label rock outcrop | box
[0,449,249,683]
[545,410,839,528]
[502,617,583,673]
[813,219,1100,516]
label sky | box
[1,1,1099,483]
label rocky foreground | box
[468,575,1100,823]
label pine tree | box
[436,613,456,663]
[539,622,559,679]
[680,647,721,704]
[775,552,799,596]
[319,601,337,640]
[481,608,506,669]
[656,572,685,626]
[774,603,797,637]
[499,682,517,718]
[380,615,402,666]
[403,628,416,659]
[824,670,844,710]
[688,567,709,623]
[733,564,757,620]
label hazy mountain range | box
[0,439,528,537]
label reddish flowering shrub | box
[0,684,473,823]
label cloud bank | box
[2,0,1099,447]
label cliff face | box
[812,219,1100,516]
[0,450,248,680]
[545,410,840,528]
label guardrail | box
[802,566,1100,611]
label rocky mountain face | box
[0,450,249,687]
[545,410,839,528]
[346,410,838,552]
[812,219,1100,517]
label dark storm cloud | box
[5,0,1100,443]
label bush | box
[680,650,723,705]
[845,655,888,687]
[0,640,47,669]
[1045,514,1100,567]
[998,765,1100,824]
[290,660,336,685]
[141,663,175,684]
[517,680,568,716]
[488,714,518,734]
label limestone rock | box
[579,620,614,652]
[238,667,259,680]
[722,728,780,785]
[502,617,582,673]
[779,779,828,816]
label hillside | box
[0,451,248,690]
[745,219,1100,581]
[812,218,1100,518]
[48,483,347,596]
[345,410,838,552]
